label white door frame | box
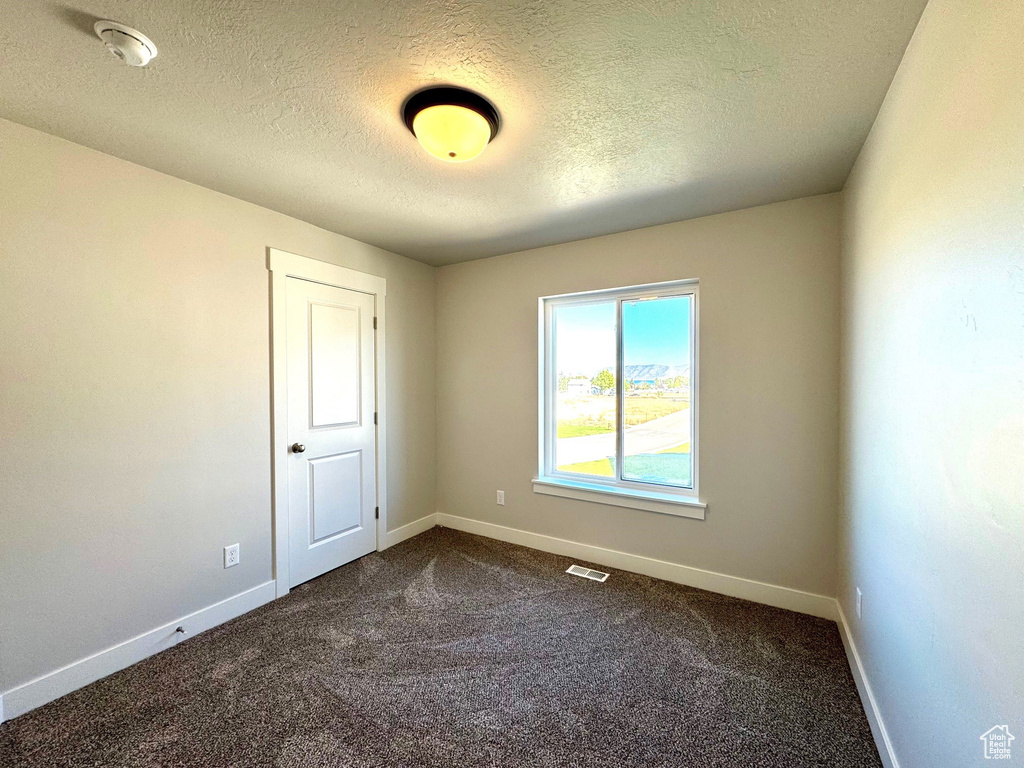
[268,247,387,598]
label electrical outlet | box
[224,543,240,568]
[496,490,505,505]
[856,587,863,619]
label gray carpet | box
[0,528,880,767]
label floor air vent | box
[566,564,609,582]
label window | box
[535,280,703,517]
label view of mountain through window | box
[551,290,694,489]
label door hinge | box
[374,412,378,425]
[373,316,377,330]
[375,506,379,519]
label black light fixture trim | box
[402,87,500,141]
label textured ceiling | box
[0,0,928,265]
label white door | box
[285,276,377,588]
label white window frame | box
[533,279,705,519]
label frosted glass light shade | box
[403,88,500,164]
[412,104,492,163]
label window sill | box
[532,477,706,520]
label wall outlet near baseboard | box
[496,490,505,505]
[224,543,240,568]
[856,587,863,619]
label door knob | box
[291,443,306,453]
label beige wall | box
[839,0,1024,764]
[436,194,841,596]
[0,118,436,692]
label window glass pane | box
[553,301,617,477]
[622,295,693,488]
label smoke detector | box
[94,21,158,67]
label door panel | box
[310,302,361,427]
[309,451,362,542]
[286,277,376,587]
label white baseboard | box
[0,579,277,724]
[380,513,437,549]
[435,513,837,620]
[835,602,900,768]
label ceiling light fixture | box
[403,87,500,163]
